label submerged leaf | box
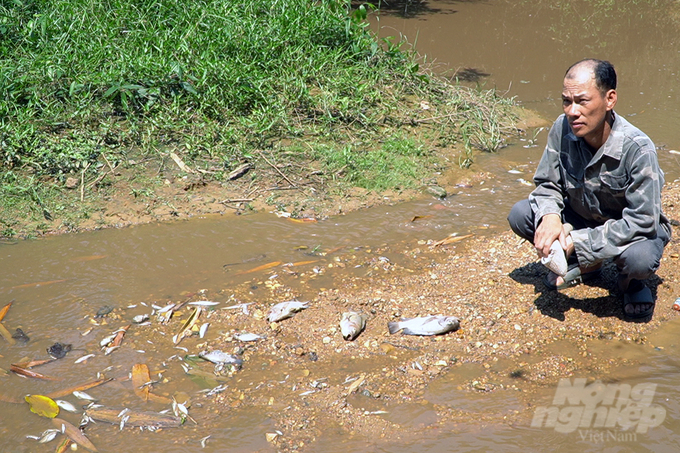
[234,261,282,276]
[132,363,151,402]
[0,323,16,345]
[25,394,60,418]
[52,418,98,452]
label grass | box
[0,0,518,238]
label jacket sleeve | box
[570,137,663,265]
[529,118,566,228]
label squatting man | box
[508,58,671,319]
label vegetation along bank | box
[0,0,525,239]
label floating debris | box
[267,300,309,322]
[388,316,460,336]
[12,327,29,343]
[85,407,182,428]
[173,307,201,345]
[53,417,98,451]
[94,305,114,319]
[101,325,131,355]
[47,342,72,359]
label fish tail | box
[387,322,402,335]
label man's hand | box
[534,214,574,258]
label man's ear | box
[606,89,617,111]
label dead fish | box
[267,300,309,322]
[47,342,72,359]
[73,391,97,401]
[12,328,30,343]
[188,301,220,306]
[387,316,460,336]
[340,312,367,341]
[55,400,79,413]
[132,314,150,324]
[198,350,243,368]
[233,332,263,342]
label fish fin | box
[387,322,402,335]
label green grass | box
[0,0,518,237]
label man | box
[508,58,671,319]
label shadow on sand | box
[508,261,661,323]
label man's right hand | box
[534,213,566,258]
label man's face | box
[561,68,616,147]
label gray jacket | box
[529,112,671,267]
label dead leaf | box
[52,418,98,452]
[10,365,59,381]
[46,377,113,399]
[12,358,56,369]
[109,324,131,348]
[25,394,60,418]
[346,374,366,395]
[69,255,108,262]
[11,279,67,289]
[290,260,319,267]
[168,151,195,174]
[234,261,282,276]
[432,234,474,247]
[0,323,16,345]
[174,307,201,345]
[54,437,73,453]
[410,215,433,222]
[132,364,151,402]
[287,217,317,224]
[0,301,12,322]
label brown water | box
[3,1,680,451]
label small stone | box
[322,336,331,344]
[265,433,278,443]
[65,177,78,189]
[426,185,447,199]
[514,324,522,331]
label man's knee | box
[508,199,534,241]
[617,238,666,278]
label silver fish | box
[267,300,309,322]
[340,312,367,341]
[199,350,243,368]
[233,332,263,342]
[387,316,460,336]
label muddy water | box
[373,0,680,177]
[3,1,680,452]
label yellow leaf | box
[25,394,60,418]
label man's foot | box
[543,262,603,290]
[623,281,654,319]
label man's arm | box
[570,139,663,266]
[529,117,568,257]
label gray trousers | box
[507,199,670,291]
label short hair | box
[565,59,617,93]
